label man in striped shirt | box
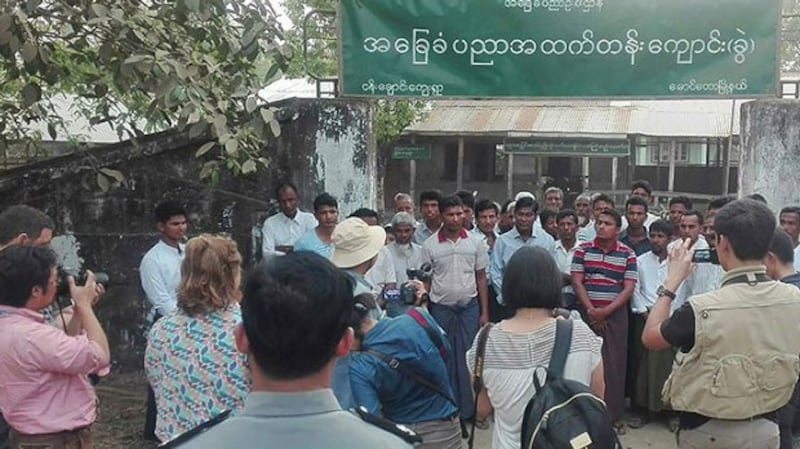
[571,207,637,434]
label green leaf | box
[259,108,274,124]
[91,4,110,18]
[38,45,52,65]
[21,83,41,106]
[195,141,215,157]
[123,54,151,65]
[47,122,56,140]
[97,173,110,192]
[241,159,257,174]
[224,138,238,155]
[189,121,207,139]
[21,41,37,63]
[246,96,257,113]
[99,168,125,183]
[269,119,281,138]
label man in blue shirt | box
[293,193,339,259]
[490,197,555,308]
[349,291,459,449]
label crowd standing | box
[2,178,800,449]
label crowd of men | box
[4,177,800,449]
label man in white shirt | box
[386,212,425,285]
[670,210,723,298]
[552,209,581,312]
[139,199,187,440]
[779,206,800,269]
[628,219,686,429]
[261,182,317,258]
[349,208,397,295]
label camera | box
[55,267,110,307]
[401,263,432,305]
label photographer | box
[643,199,800,449]
[0,245,110,449]
[349,291,460,449]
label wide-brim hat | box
[331,217,386,268]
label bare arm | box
[476,269,489,326]
[590,359,606,398]
[69,273,110,362]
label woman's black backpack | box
[520,319,621,449]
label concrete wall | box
[740,100,800,211]
[0,98,374,372]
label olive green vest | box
[662,266,800,420]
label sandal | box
[474,418,490,430]
[627,415,648,429]
[613,420,627,435]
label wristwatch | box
[657,285,676,300]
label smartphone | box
[692,248,720,264]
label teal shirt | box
[293,229,334,259]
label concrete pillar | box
[740,100,800,210]
[409,159,416,203]
[507,152,514,199]
[582,157,590,191]
[668,141,676,192]
[611,157,619,192]
[457,137,464,190]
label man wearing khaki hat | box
[329,217,386,411]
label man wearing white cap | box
[329,217,387,410]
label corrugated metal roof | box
[408,99,748,138]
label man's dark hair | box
[348,293,379,339]
[669,196,693,210]
[241,252,354,380]
[154,200,186,224]
[780,206,800,221]
[708,196,734,212]
[592,194,615,208]
[438,195,464,214]
[630,179,653,196]
[313,193,338,213]
[714,199,776,261]
[598,208,623,228]
[649,219,674,237]
[556,209,578,225]
[747,193,768,204]
[539,208,557,224]
[0,245,57,308]
[503,247,562,311]
[0,205,55,245]
[625,196,649,213]
[274,182,298,198]
[454,190,475,210]
[419,189,442,205]
[770,227,795,265]
[474,199,499,216]
[348,208,379,220]
[681,209,704,224]
[515,197,539,214]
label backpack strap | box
[364,349,458,407]
[550,319,573,378]
[468,323,494,449]
[406,308,449,360]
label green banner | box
[339,0,779,98]
[504,141,630,157]
[392,145,432,160]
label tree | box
[784,0,800,71]
[0,0,288,187]
[282,0,426,152]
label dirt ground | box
[94,372,674,449]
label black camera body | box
[401,263,433,305]
[55,267,110,307]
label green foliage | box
[784,0,800,71]
[0,0,288,184]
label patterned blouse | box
[145,303,249,442]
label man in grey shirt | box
[180,252,413,449]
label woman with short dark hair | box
[467,246,604,449]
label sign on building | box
[504,141,630,157]
[339,0,779,99]
[392,145,432,160]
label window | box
[650,142,690,164]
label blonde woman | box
[145,235,249,443]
